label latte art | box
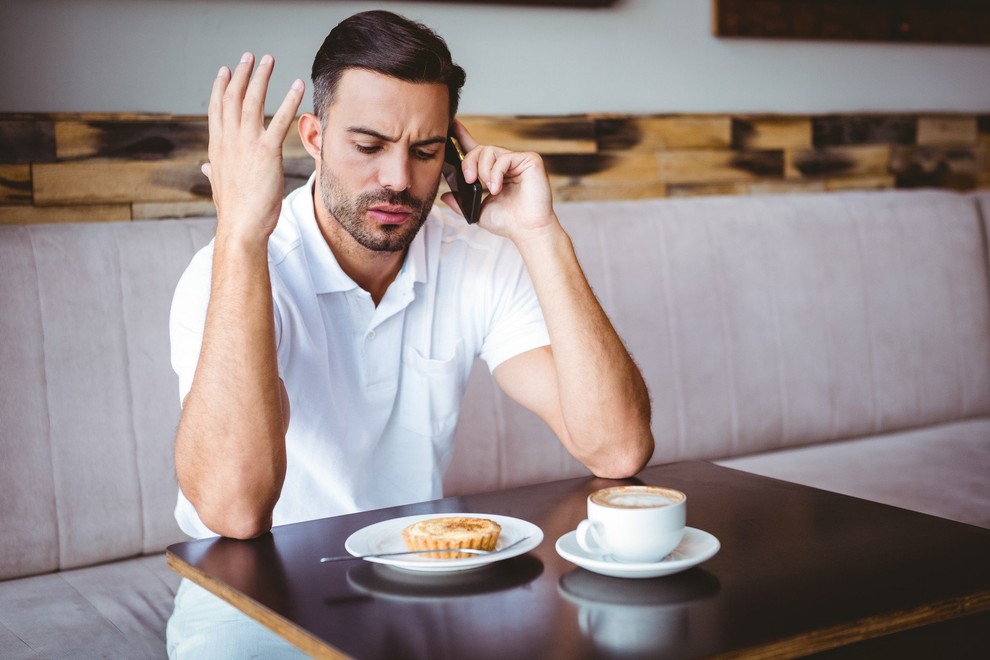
[579,485,687,562]
[591,486,685,509]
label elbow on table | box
[184,485,276,539]
[588,431,655,480]
[199,505,275,540]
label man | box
[167,10,653,656]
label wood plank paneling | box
[554,181,666,202]
[2,111,988,224]
[33,161,209,205]
[825,175,896,192]
[916,116,979,147]
[812,115,917,147]
[0,119,56,164]
[749,180,826,195]
[544,152,658,185]
[733,117,812,150]
[55,120,208,161]
[890,145,986,189]
[132,200,217,220]
[667,182,750,198]
[596,116,731,151]
[0,165,32,203]
[0,204,131,225]
[786,145,890,179]
[659,149,784,183]
[460,116,596,154]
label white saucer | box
[555,526,719,579]
[345,513,543,573]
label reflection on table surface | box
[346,554,545,601]
[559,567,721,658]
[167,461,990,659]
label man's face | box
[316,69,449,252]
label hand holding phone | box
[442,132,483,224]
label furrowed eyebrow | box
[346,126,446,148]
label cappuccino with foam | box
[577,485,686,563]
[590,486,683,509]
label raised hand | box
[203,52,304,242]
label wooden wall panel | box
[33,161,208,205]
[54,120,209,161]
[132,200,218,221]
[733,117,812,150]
[545,152,658,185]
[660,149,784,183]
[0,204,131,225]
[786,145,890,180]
[812,115,917,147]
[0,165,32,204]
[0,119,56,164]
[825,175,896,192]
[460,116,597,154]
[890,145,987,189]
[596,116,732,151]
[916,116,979,146]
[1,112,988,224]
[554,181,667,202]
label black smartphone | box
[442,132,483,224]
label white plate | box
[344,513,543,573]
[555,526,720,579]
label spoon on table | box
[320,536,531,563]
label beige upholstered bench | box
[2,189,988,656]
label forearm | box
[451,126,652,475]
[175,230,286,538]
[516,220,654,476]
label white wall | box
[1,0,989,116]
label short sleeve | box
[169,243,215,404]
[477,240,550,372]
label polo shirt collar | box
[293,174,428,295]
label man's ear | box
[298,113,322,161]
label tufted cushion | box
[448,190,990,498]
[0,218,215,580]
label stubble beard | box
[319,166,438,253]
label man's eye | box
[414,150,439,161]
[355,144,380,155]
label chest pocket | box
[395,339,465,438]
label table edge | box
[712,589,990,659]
[165,549,352,660]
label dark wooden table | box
[166,461,990,659]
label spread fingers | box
[265,79,305,146]
[208,66,230,147]
[221,52,255,128]
[241,54,275,130]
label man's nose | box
[378,152,411,192]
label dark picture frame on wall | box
[400,0,617,7]
[713,0,990,45]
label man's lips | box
[368,205,413,225]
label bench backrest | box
[3,190,989,579]
[1,219,214,579]
[447,190,990,494]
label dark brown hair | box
[311,10,466,121]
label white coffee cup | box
[576,485,686,563]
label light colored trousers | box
[166,579,309,659]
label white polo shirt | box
[170,177,550,538]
